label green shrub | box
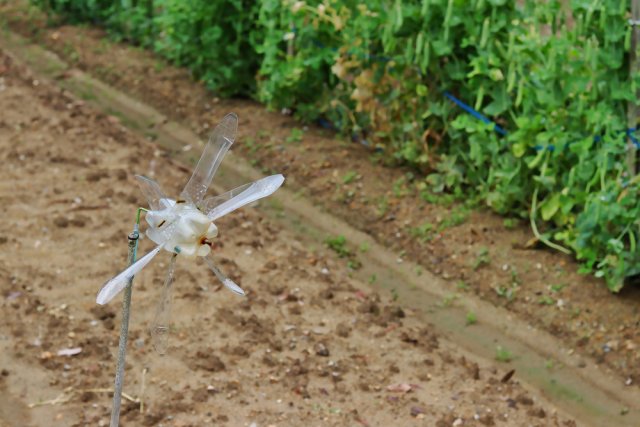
[152,0,260,95]
[32,0,260,95]
[31,0,640,290]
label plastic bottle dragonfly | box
[95,113,284,353]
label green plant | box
[538,295,555,306]
[510,268,520,287]
[441,293,457,307]
[503,218,519,229]
[32,0,260,96]
[254,0,638,291]
[392,175,412,197]
[62,41,80,62]
[325,235,351,257]
[465,311,477,325]
[456,280,469,291]
[438,207,469,231]
[31,0,640,291]
[342,170,358,184]
[347,259,362,270]
[495,345,514,363]
[494,282,518,301]
[286,127,304,143]
[472,247,491,270]
[375,195,389,217]
[550,283,566,293]
[326,234,362,269]
[410,221,434,242]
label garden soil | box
[1,1,638,396]
[0,48,579,426]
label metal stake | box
[109,224,139,427]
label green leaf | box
[512,141,526,158]
[484,86,509,116]
[540,193,560,221]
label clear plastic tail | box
[151,254,178,355]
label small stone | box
[194,351,225,372]
[192,388,209,402]
[357,301,380,315]
[79,391,95,402]
[70,215,88,227]
[526,408,546,418]
[358,382,370,392]
[53,216,69,228]
[314,342,330,357]
[232,346,249,357]
[391,306,405,318]
[478,414,495,426]
[86,170,109,182]
[410,406,425,417]
[515,393,533,405]
[266,282,285,295]
[605,340,619,351]
[262,353,278,367]
[263,261,277,270]
[114,169,127,180]
[335,322,351,338]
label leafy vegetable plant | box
[32,0,640,291]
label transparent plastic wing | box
[96,245,163,305]
[204,254,245,296]
[134,175,167,211]
[206,174,285,221]
[200,182,252,214]
[181,113,238,205]
[151,254,177,355]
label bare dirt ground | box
[1,1,637,395]
[0,46,578,426]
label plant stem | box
[627,0,640,175]
[110,223,139,427]
[530,185,571,255]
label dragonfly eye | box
[199,236,213,247]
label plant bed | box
[0,45,585,427]
[1,0,639,401]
